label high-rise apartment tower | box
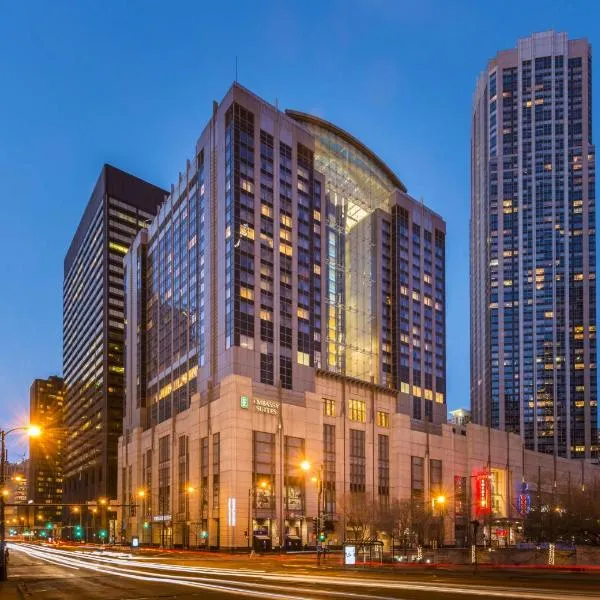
[471,31,597,458]
[63,165,166,502]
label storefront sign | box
[153,514,171,522]
[254,398,279,415]
[475,472,491,514]
[518,482,531,515]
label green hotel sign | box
[240,395,249,409]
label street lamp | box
[1,424,42,581]
[184,485,195,548]
[248,480,271,551]
[431,494,447,547]
[300,460,324,562]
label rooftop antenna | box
[235,56,238,82]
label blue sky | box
[0,0,598,456]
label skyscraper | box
[118,83,446,548]
[63,165,166,503]
[29,376,64,521]
[471,31,597,458]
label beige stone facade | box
[118,371,600,548]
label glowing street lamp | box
[300,460,311,472]
[1,423,43,580]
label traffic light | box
[143,522,149,529]
[46,522,53,530]
[74,525,82,538]
[318,532,326,542]
[312,521,318,536]
[99,529,107,540]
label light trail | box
[10,543,600,600]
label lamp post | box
[1,425,41,580]
[431,494,446,548]
[185,486,194,549]
[300,461,324,563]
[137,490,146,545]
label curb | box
[17,582,32,599]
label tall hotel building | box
[118,83,450,548]
[29,376,64,521]
[471,32,597,458]
[63,165,166,503]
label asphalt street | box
[7,543,600,600]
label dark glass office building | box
[471,32,597,458]
[63,165,166,503]
[29,376,64,521]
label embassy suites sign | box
[254,398,279,415]
[240,395,279,416]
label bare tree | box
[373,498,413,556]
[339,493,379,551]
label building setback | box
[471,31,597,458]
[63,165,166,504]
[29,376,64,521]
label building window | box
[349,429,366,493]
[413,397,422,420]
[323,424,336,515]
[378,434,389,498]
[178,435,189,515]
[158,434,170,514]
[144,449,152,517]
[212,433,220,511]
[376,410,390,428]
[411,456,424,501]
[284,436,305,514]
[323,398,335,417]
[348,399,366,423]
[200,437,208,515]
[253,431,275,509]
[430,458,442,496]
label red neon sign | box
[475,472,491,515]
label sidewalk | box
[0,581,24,600]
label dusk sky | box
[0,0,598,456]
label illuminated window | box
[413,386,422,398]
[435,392,444,404]
[240,286,254,301]
[109,241,129,255]
[297,307,309,320]
[400,382,410,394]
[240,179,254,193]
[279,243,293,256]
[376,411,390,428]
[349,399,366,423]
[297,351,310,366]
[323,398,335,417]
[280,214,292,228]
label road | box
[6,542,600,600]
